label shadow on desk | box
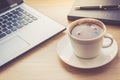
[58,53,119,75]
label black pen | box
[75,5,120,10]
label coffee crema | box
[71,22,103,39]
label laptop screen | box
[0,0,23,13]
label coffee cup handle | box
[102,34,113,48]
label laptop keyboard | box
[0,7,38,39]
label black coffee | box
[71,22,103,39]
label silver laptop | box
[0,0,66,67]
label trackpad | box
[0,36,29,65]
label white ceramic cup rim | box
[68,18,106,41]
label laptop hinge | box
[10,3,18,8]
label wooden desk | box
[1,0,120,80]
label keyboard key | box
[27,19,33,23]
[7,17,13,21]
[22,20,28,25]
[16,23,23,29]
[6,22,12,25]
[17,13,22,16]
[1,25,7,28]
[0,33,6,39]
[1,15,8,19]
[2,20,8,23]
[16,7,24,12]
[27,14,37,20]
[11,19,17,23]
[11,26,17,31]
[2,28,7,32]
[12,15,18,19]
[22,10,28,14]
[7,13,13,17]
[7,25,13,29]
[32,17,37,20]
[6,30,12,34]
[11,10,18,14]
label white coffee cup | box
[68,18,113,59]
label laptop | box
[0,0,66,67]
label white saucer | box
[57,35,118,69]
